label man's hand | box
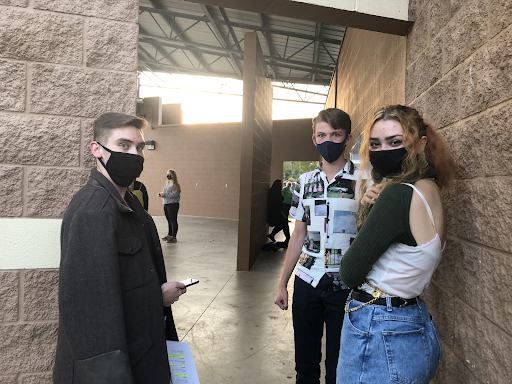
[362,183,385,205]
[274,287,289,310]
[161,281,186,306]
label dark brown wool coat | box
[53,169,177,384]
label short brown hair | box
[93,113,147,144]
[312,108,351,135]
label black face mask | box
[369,147,408,178]
[167,175,172,180]
[315,136,348,163]
[97,142,144,187]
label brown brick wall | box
[0,0,139,381]
[326,1,512,382]
[237,32,273,271]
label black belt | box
[351,289,417,308]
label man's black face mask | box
[97,142,144,188]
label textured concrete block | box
[0,60,25,111]
[86,19,138,71]
[421,282,456,350]
[478,316,512,383]
[440,112,486,178]
[480,249,512,335]
[406,0,428,65]
[0,271,18,322]
[433,240,482,306]
[0,115,80,166]
[461,21,512,117]
[0,376,17,384]
[414,36,443,96]
[31,64,137,118]
[427,0,451,40]
[0,8,82,65]
[442,0,488,74]
[0,0,27,6]
[0,166,23,217]
[27,168,90,217]
[0,323,57,374]
[83,120,96,168]
[432,343,481,384]
[23,269,59,321]
[34,0,138,22]
[489,0,512,38]
[422,68,460,129]
[486,101,512,176]
[445,180,512,253]
[20,374,52,384]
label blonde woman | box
[158,169,181,243]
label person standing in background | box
[158,169,181,243]
[282,181,293,219]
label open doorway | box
[283,160,318,185]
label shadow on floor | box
[153,215,297,384]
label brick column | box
[0,1,139,382]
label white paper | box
[167,341,200,384]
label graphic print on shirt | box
[299,252,315,269]
[327,176,355,199]
[324,248,342,268]
[304,231,321,253]
[314,200,327,216]
[302,206,311,225]
[290,192,300,217]
[303,171,325,199]
[333,211,357,234]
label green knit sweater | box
[339,183,419,289]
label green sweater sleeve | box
[339,184,416,289]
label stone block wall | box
[407,0,512,382]
[237,32,273,271]
[0,0,139,381]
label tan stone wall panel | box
[83,120,96,168]
[460,24,512,118]
[485,100,512,176]
[445,180,512,253]
[0,8,82,65]
[23,270,59,321]
[33,0,138,22]
[27,168,90,217]
[0,115,80,166]
[431,342,481,384]
[31,64,137,118]
[406,0,429,65]
[20,374,52,384]
[421,68,460,129]
[489,0,512,39]
[0,166,23,217]
[0,323,57,374]
[0,376,17,384]
[0,0,27,6]
[86,19,138,71]
[0,60,25,111]
[441,0,488,74]
[0,271,18,322]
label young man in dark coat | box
[53,113,186,384]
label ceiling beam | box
[139,5,341,45]
[312,22,322,83]
[219,7,243,52]
[200,4,242,77]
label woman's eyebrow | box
[384,134,402,140]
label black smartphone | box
[180,278,199,287]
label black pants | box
[282,203,292,217]
[270,215,290,241]
[292,275,350,384]
[164,203,179,237]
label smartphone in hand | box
[180,278,199,287]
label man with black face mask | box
[54,113,186,384]
[274,108,359,384]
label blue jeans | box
[293,275,350,384]
[337,296,441,384]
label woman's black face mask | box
[369,147,408,178]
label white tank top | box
[360,183,445,299]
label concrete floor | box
[154,215,305,384]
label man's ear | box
[312,134,317,146]
[345,133,352,145]
[90,142,102,159]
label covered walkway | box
[154,215,326,383]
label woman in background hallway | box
[158,169,181,243]
[337,105,456,383]
[267,179,290,245]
